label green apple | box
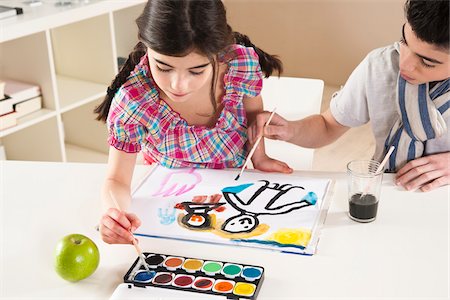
[54,233,100,282]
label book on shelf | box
[0,96,43,131]
[3,79,41,101]
[0,79,41,115]
[0,111,18,131]
[0,95,16,115]
[0,6,23,20]
[14,96,42,118]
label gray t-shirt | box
[330,42,450,163]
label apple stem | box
[71,238,82,245]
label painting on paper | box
[130,165,333,255]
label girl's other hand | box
[253,154,293,174]
[100,208,142,244]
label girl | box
[96,0,293,244]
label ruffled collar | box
[133,45,245,129]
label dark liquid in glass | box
[349,193,378,222]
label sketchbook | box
[130,166,334,255]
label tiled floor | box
[312,85,375,172]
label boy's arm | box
[287,109,350,147]
[243,95,292,173]
[252,108,350,148]
[395,152,450,192]
[100,147,141,244]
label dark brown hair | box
[95,0,282,122]
[405,0,449,50]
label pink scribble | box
[152,168,202,197]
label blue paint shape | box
[233,239,306,250]
[134,270,156,283]
[242,267,262,279]
[222,183,254,193]
[158,208,176,225]
[302,192,317,205]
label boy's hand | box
[395,152,450,192]
[252,154,293,174]
[100,208,141,244]
[249,111,293,143]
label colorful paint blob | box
[152,272,174,285]
[145,254,166,268]
[172,274,194,288]
[233,282,256,296]
[182,259,203,273]
[242,266,263,281]
[213,280,235,293]
[193,277,215,290]
[201,261,223,275]
[163,256,184,270]
[221,263,242,278]
[268,228,312,247]
[221,183,253,193]
[302,191,318,205]
[133,270,156,283]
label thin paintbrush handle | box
[108,191,138,243]
[131,240,150,271]
[109,191,150,271]
[244,109,276,168]
[264,110,276,129]
[361,146,395,196]
[375,146,395,173]
[237,135,263,179]
[236,109,277,180]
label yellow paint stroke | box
[177,213,269,238]
[267,228,311,247]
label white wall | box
[225,0,405,86]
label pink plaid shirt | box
[107,44,263,168]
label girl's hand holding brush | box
[99,192,142,245]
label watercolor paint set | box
[122,252,264,299]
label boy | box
[251,0,449,192]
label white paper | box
[130,166,333,255]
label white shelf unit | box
[0,0,146,162]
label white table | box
[1,161,448,299]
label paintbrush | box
[109,191,150,272]
[360,146,395,197]
[235,108,277,181]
